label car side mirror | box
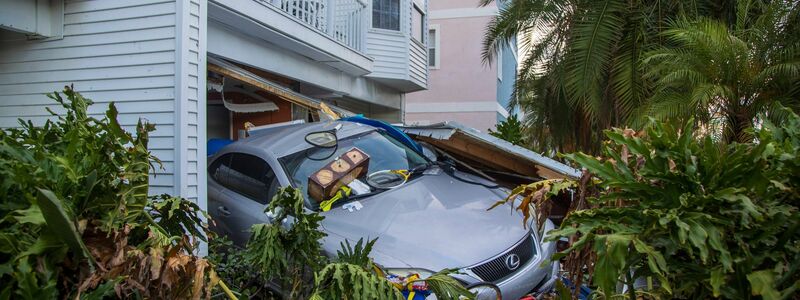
[305,131,338,148]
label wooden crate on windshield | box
[308,147,370,202]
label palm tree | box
[482,0,799,152]
[642,2,800,142]
[482,0,711,153]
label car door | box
[216,153,280,245]
[207,153,233,238]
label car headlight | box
[384,268,434,279]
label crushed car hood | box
[319,171,531,271]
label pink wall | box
[429,0,492,10]
[405,11,498,132]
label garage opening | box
[204,56,355,146]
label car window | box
[211,153,278,205]
[280,130,428,208]
[208,153,232,184]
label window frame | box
[428,24,440,69]
[411,3,425,44]
[372,0,401,31]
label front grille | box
[470,234,536,282]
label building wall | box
[408,37,428,87]
[365,0,428,90]
[403,1,500,132]
[495,0,516,122]
[0,0,205,207]
[366,29,409,81]
[407,0,428,88]
[404,0,517,132]
[496,36,516,121]
[177,0,207,204]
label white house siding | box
[408,0,427,87]
[408,40,426,87]
[365,29,408,80]
[365,0,428,89]
[0,0,205,209]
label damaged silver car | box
[208,119,562,299]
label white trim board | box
[406,101,507,116]
[496,102,509,118]
[429,7,498,20]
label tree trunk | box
[725,108,753,144]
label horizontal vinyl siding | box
[365,30,408,79]
[0,0,178,195]
[409,39,427,87]
[364,0,428,89]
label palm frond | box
[314,263,404,300]
[611,21,650,123]
[335,237,377,269]
[564,0,626,121]
[482,0,552,64]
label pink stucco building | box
[404,0,517,132]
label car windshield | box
[279,130,428,209]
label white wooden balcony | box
[209,0,428,92]
[265,0,367,52]
[210,0,373,76]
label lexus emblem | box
[505,253,521,270]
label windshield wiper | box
[410,161,432,173]
[348,189,386,201]
[324,188,387,211]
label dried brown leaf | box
[191,259,208,300]
[206,269,220,300]
[622,128,637,138]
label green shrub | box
[499,110,800,299]
[489,114,526,146]
[0,87,213,299]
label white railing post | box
[326,0,335,36]
[261,0,367,52]
[360,0,368,51]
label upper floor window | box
[373,0,400,31]
[411,4,424,42]
[428,25,440,69]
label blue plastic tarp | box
[341,116,424,154]
[207,138,233,157]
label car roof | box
[232,120,375,158]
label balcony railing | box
[261,0,367,52]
